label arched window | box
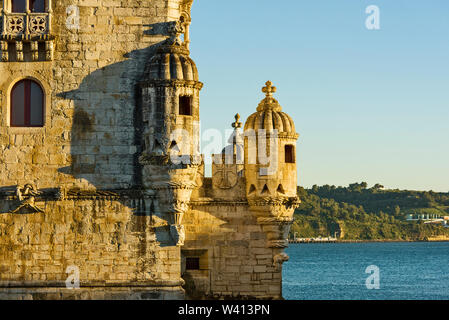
[11,0,45,12]
[11,79,44,127]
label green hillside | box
[291,183,449,241]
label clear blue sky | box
[189,0,449,192]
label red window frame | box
[11,79,44,127]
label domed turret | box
[244,81,299,199]
[139,20,203,247]
[140,20,203,159]
[244,81,301,249]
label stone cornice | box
[139,79,203,90]
[190,199,248,206]
[150,181,197,190]
[0,188,152,201]
[278,132,300,140]
[248,196,300,209]
[0,34,55,41]
[139,154,202,167]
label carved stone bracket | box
[139,154,202,167]
[170,224,186,247]
[248,196,300,248]
[273,252,289,271]
[141,162,199,246]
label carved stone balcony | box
[2,12,51,39]
[0,11,54,62]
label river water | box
[283,242,449,300]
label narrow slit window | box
[11,79,44,127]
[285,145,295,163]
[179,96,192,116]
[186,257,200,270]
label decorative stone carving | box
[3,13,50,36]
[1,41,8,62]
[10,184,43,214]
[170,224,186,246]
[141,161,199,246]
[273,252,289,271]
[248,196,300,248]
[6,14,25,34]
[31,41,39,61]
[45,40,53,61]
[15,40,23,61]
[167,20,185,47]
[56,187,67,201]
[1,12,53,62]
[29,15,47,34]
[212,163,238,189]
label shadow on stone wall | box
[57,21,176,190]
[54,22,177,246]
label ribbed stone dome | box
[146,49,199,81]
[145,21,199,82]
[244,81,297,135]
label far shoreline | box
[289,239,449,244]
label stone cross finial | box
[232,113,242,129]
[262,81,277,97]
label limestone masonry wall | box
[0,197,183,299]
[0,0,185,190]
[184,203,283,299]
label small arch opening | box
[248,184,256,194]
[169,140,180,152]
[277,184,285,194]
[261,184,270,195]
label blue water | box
[283,242,449,300]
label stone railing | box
[0,11,53,61]
[2,12,51,38]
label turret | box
[244,81,298,199]
[139,20,203,246]
[141,20,202,159]
[244,81,300,248]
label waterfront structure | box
[0,0,300,299]
[406,214,448,226]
